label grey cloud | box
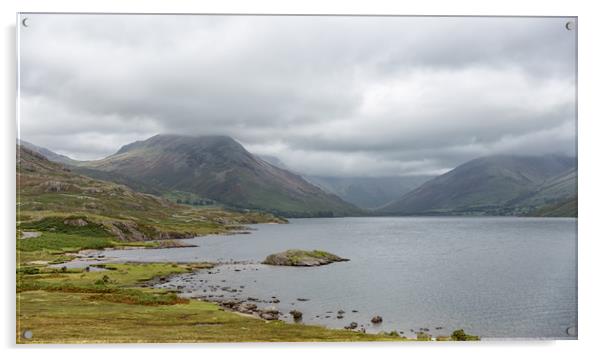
[19,14,576,176]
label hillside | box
[76,135,360,217]
[17,145,284,247]
[528,196,577,217]
[378,155,577,216]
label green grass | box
[19,216,111,237]
[17,232,114,252]
[17,290,406,343]
[16,263,406,343]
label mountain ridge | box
[20,138,577,217]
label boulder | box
[344,322,358,330]
[260,313,279,321]
[371,315,383,324]
[290,310,303,320]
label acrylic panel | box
[16,14,577,343]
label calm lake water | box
[86,217,577,339]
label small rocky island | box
[263,249,349,267]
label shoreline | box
[48,228,478,340]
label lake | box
[84,217,577,339]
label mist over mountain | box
[305,176,434,210]
[378,155,577,216]
[258,154,433,209]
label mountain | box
[378,155,577,216]
[76,135,360,217]
[18,139,79,166]
[306,175,433,209]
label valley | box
[16,136,576,343]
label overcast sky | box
[19,14,576,177]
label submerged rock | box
[262,249,349,267]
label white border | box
[2,1,601,357]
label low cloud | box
[19,15,576,176]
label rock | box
[337,310,345,314]
[262,249,349,267]
[260,306,279,315]
[242,303,258,311]
[221,299,240,308]
[40,180,71,192]
[260,313,279,321]
[63,218,88,226]
[259,307,280,321]
[238,302,258,313]
[297,298,310,302]
[336,315,344,319]
[371,315,383,324]
[352,310,358,313]
[344,322,358,330]
[290,310,303,320]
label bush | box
[95,275,112,285]
[451,329,467,341]
[451,329,479,341]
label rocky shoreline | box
[146,262,460,338]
